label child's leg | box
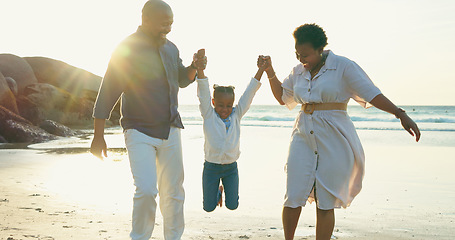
[217,185,223,207]
[202,161,222,212]
[221,162,239,210]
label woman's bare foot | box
[218,185,223,207]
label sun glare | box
[42,150,133,213]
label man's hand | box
[192,48,207,70]
[90,136,108,159]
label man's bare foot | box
[217,185,223,207]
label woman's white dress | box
[282,50,381,209]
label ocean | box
[177,104,455,148]
[1,104,454,149]
[179,104,455,132]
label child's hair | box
[213,84,235,99]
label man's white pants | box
[124,127,185,240]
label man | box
[90,1,205,239]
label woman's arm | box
[369,94,421,142]
[258,56,285,105]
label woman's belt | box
[301,102,347,114]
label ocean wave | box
[244,116,295,122]
[181,117,202,121]
[351,116,455,123]
[413,117,455,123]
[184,116,455,124]
[182,121,455,132]
[179,105,455,124]
[353,127,455,132]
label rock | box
[0,54,38,94]
[5,77,18,96]
[23,56,120,126]
[22,83,94,127]
[0,105,56,143]
[23,57,101,100]
[15,95,42,125]
[23,83,73,111]
[0,71,19,114]
[0,135,7,143]
[39,120,78,137]
[0,103,31,125]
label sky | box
[1,0,454,106]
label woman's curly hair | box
[293,23,328,49]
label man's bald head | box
[141,0,174,46]
[142,0,172,18]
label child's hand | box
[254,55,271,81]
[257,55,271,71]
[257,55,265,69]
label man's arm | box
[179,49,207,88]
[186,64,197,82]
[90,118,108,159]
[188,49,206,80]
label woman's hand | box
[257,55,272,71]
[398,113,421,142]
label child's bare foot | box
[217,185,223,207]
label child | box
[195,52,268,212]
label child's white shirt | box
[197,77,261,164]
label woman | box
[259,23,420,240]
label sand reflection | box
[26,135,135,214]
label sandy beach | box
[1,125,454,240]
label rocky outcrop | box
[5,77,18,96]
[15,95,42,125]
[0,54,38,94]
[0,71,19,114]
[0,105,56,143]
[22,83,94,126]
[24,57,101,101]
[39,120,79,137]
[0,54,121,144]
